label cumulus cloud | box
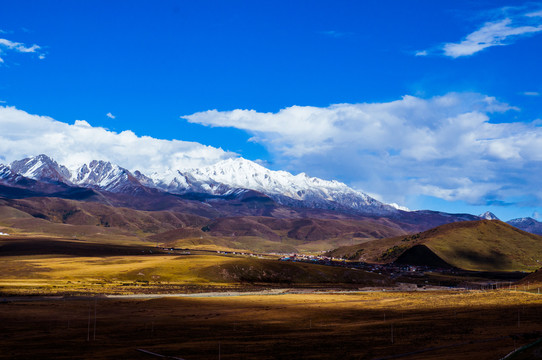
[418,6,542,58]
[0,37,44,63]
[183,92,542,206]
[106,112,116,119]
[0,106,234,174]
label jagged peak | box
[9,154,71,183]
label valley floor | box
[1,290,542,359]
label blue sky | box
[1,0,542,220]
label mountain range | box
[3,154,400,216]
[0,154,540,251]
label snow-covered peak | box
[10,154,71,183]
[479,211,499,220]
[4,154,404,216]
[186,157,362,199]
[7,155,144,193]
[71,160,130,190]
[508,217,538,225]
[163,157,400,215]
[507,217,542,236]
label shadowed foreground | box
[1,291,542,359]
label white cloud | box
[523,91,540,96]
[419,7,542,58]
[0,37,44,63]
[106,112,116,119]
[443,18,542,58]
[0,106,234,174]
[184,92,542,206]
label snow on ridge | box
[508,217,538,224]
[0,164,10,179]
[9,154,71,182]
[479,211,499,220]
[71,160,126,188]
[185,157,363,198]
[8,154,133,192]
[4,154,407,215]
[170,157,401,214]
[389,203,411,212]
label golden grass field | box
[0,250,391,295]
[1,291,542,359]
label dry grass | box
[0,253,388,295]
[329,220,542,272]
[1,291,542,359]
[0,254,241,294]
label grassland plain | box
[1,291,542,359]
[3,221,542,359]
[0,250,391,295]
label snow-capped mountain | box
[7,155,144,194]
[70,160,144,193]
[0,164,13,181]
[479,211,499,220]
[507,217,542,235]
[148,158,399,215]
[10,154,71,184]
[3,154,402,216]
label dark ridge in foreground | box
[394,244,453,268]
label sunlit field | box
[0,251,389,295]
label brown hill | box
[0,197,407,253]
[0,197,208,234]
[328,220,542,271]
[202,216,407,242]
[518,268,542,286]
[0,191,513,256]
[197,257,391,286]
